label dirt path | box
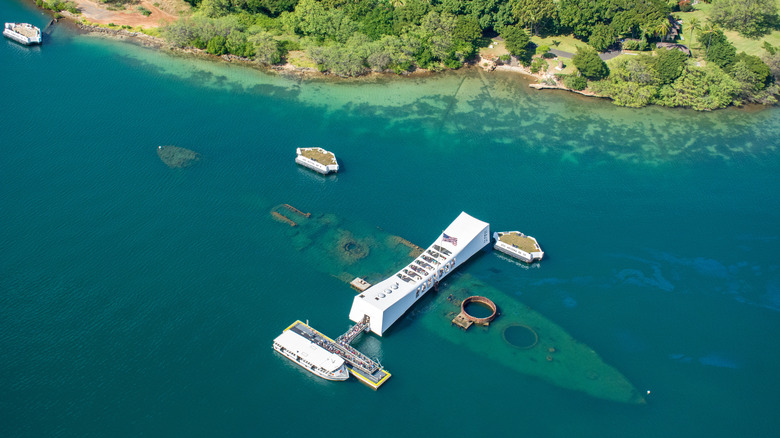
[69,0,185,27]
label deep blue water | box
[2,1,780,437]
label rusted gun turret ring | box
[460,296,497,324]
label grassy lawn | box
[675,1,780,57]
[479,38,509,59]
[478,35,580,75]
[286,50,316,69]
[539,56,576,75]
[605,53,637,68]
[531,34,590,54]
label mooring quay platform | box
[284,320,391,389]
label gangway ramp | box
[287,321,391,389]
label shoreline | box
[53,2,579,87]
[71,19,584,88]
[69,19,443,82]
[49,8,774,110]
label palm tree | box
[687,17,700,47]
[700,22,721,57]
[655,19,671,41]
[639,24,652,44]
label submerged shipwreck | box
[157,145,200,168]
[268,204,644,403]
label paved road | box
[549,48,622,60]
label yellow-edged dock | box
[276,320,391,389]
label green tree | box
[360,3,395,40]
[699,22,720,55]
[588,23,618,52]
[452,14,482,60]
[709,0,779,38]
[572,46,609,79]
[762,47,780,83]
[393,0,430,32]
[501,24,530,58]
[161,18,197,48]
[589,55,660,107]
[654,18,671,40]
[308,41,369,76]
[206,35,228,55]
[226,30,253,57]
[732,52,772,87]
[656,63,740,110]
[250,32,282,64]
[438,0,468,15]
[614,55,659,84]
[246,0,300,17]
[700,29,736,68]
[281,0,358,43]
[653,48,688,84]
[511,0,558,36]
[687,17,700,47]
[453,14,482,45]
[592,80,658,107]
[467,0,510,31]
[200,0,233,18]
[557,0,602,39]
[563,74,587,90]
[421,11,458,62]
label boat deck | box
[15,27,37,38]
[286,321,391,389]
[497,232,540,253]
[299,148,337,166]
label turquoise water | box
[2,1,780,436]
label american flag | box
[442,233,457,246]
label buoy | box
[647,390,651,395]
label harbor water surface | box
[2,1,780,437]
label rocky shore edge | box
[68,18,323,78]
[64,14,596,93]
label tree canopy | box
[155,0,778,109]
[709,0,780,39]
[501,24,531,57]
[653,48,688,85]
[572,46,609,79]
[701,29,737,69]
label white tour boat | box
[4,23,42,45]
[273,328,349,381]
[493,231,544,263]
[295,147,339,174]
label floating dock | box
[283,320,391,389]
[350,277,372,292]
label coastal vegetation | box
[35,0,80,17]
[66,0,780,109]
[160,0,685,76]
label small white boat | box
[493,231,544,263]
[273,329,349,381]
[295,147,339,174]
[4,23,42,45]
